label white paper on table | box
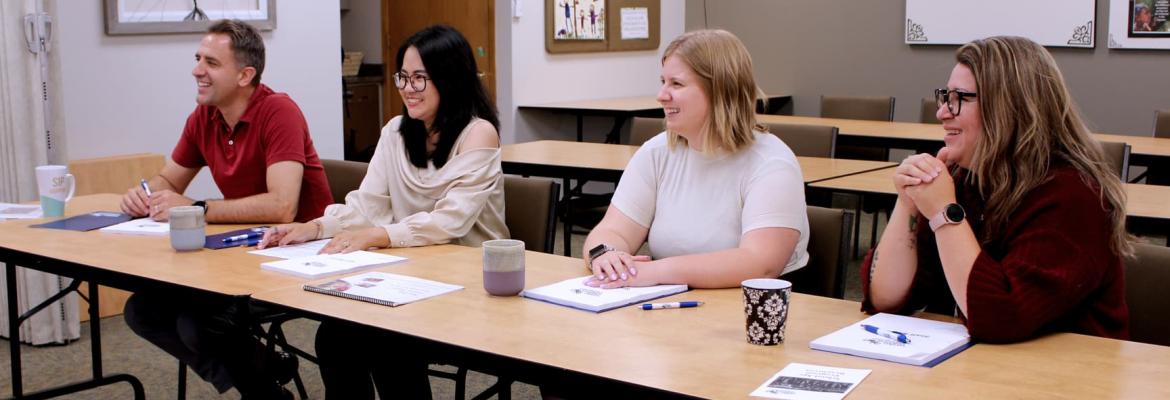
[750,363,871,400]
[0,203,43,220]
[620,7,649,39]
[99,218,169,236]
[249,239,330,259]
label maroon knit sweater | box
[861,165,1129,344]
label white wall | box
[341,0,382,64]
[51,1,343,199]
[501,0,686,144]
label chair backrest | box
[1099,141,1130,182]
[68,153,166,196]
[503,175,560,254]
[320,159,369,202]
[764,122,838,158]
[820,95,895,122]
[629,117,664,146]
[1154,109,1170,138]
[783,206,852,298]
[921,97,941,124]
[1124,243,1170,346]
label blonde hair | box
[956,36,1133,257]
[661,29,765,154]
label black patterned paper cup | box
[742,278,792,346]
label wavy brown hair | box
[956,36,1133,257]
[661,29,765,154]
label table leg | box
[576,115,584,142]
[7,261,23,398]
[562,177,573,257]
[605,116,630,144]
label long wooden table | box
[809,168,1170,221]
[520,95,792,143]
[253,244,1170,399]
[758,114,1170,160]
[0,194,308,398]
[501,140,896,255]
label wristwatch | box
[928,203,965,231]
[191,200,208,215]
[588,243,614,261]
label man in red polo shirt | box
[119,20,331,399]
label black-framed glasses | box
[393,72,430,91]
[934,88,978,117]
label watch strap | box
[191,200,208,214]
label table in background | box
[0,194,308,399]
[809,168,1170,238]
[759,114,1170,163]
[501,140,896,255]
[520,95,792,143]
[253,244,1170,399]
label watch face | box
[589,244,609,259]
[945,203,965,222]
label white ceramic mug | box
[482,239,526,296]
[35,165,75,217]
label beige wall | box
[687,0,1170,137]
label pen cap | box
[168,206,205,230]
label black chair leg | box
[177,361,187,400]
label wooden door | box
[382,0,496,125]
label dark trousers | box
[315,320,433,400]
[123,292,285,399]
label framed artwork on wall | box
[545,0,659,54]
[905,0,1095,48]
[104,0,276,36]
[1109,0,1170,48]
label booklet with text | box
[521,276,688,313]
[750,363,871,400]
[99,218,169,236]
[0,203,42,220]
[303,271,463,307]
[261,250,407,278]
[810,313,972,367]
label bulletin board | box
[545,0,660,53]
[904,0,1096,48]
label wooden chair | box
[429,175,560,400]
[629,117,664,146]
[1124,243,1170,346]
[821,96,896,256]
[764,122,838,158]
[921,97,941,124]
[1099,141,1130,182]
[320,158,370,202]
[783,206,853,299]
[67,153,166,322]
[1132,110,1170,184]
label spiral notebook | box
[303,271,463,307]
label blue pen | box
[139,179,152,196]
[223,236,262,248]
[861,324,911,344]
[641,301,703,310]
[222,230,265,243]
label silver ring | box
[341,241,351,247]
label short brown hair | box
[208,19,265,86]
[661,29,764,154]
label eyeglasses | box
[934,88,978,117]
[393,72,430,91]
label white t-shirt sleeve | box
[610,145,658,228]
[741,157,806,234]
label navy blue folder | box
[30,212,131,232]
[204,226,269,249]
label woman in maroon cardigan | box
[862,36,1133,343]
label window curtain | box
[0,0,80,345]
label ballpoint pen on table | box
[140,179,152,196]
[861,324,911,344]
[222,230,266,243]
[641,301,703,310]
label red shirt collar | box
[210,83,273,130]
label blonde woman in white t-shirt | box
[582,29,809,289]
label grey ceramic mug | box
[169,206,205,251]
[482,239,525,296]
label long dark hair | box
[395,25,499,168]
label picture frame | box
[545,0,660,54]
[1110,0,1170,48]
[104,0,277,36]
